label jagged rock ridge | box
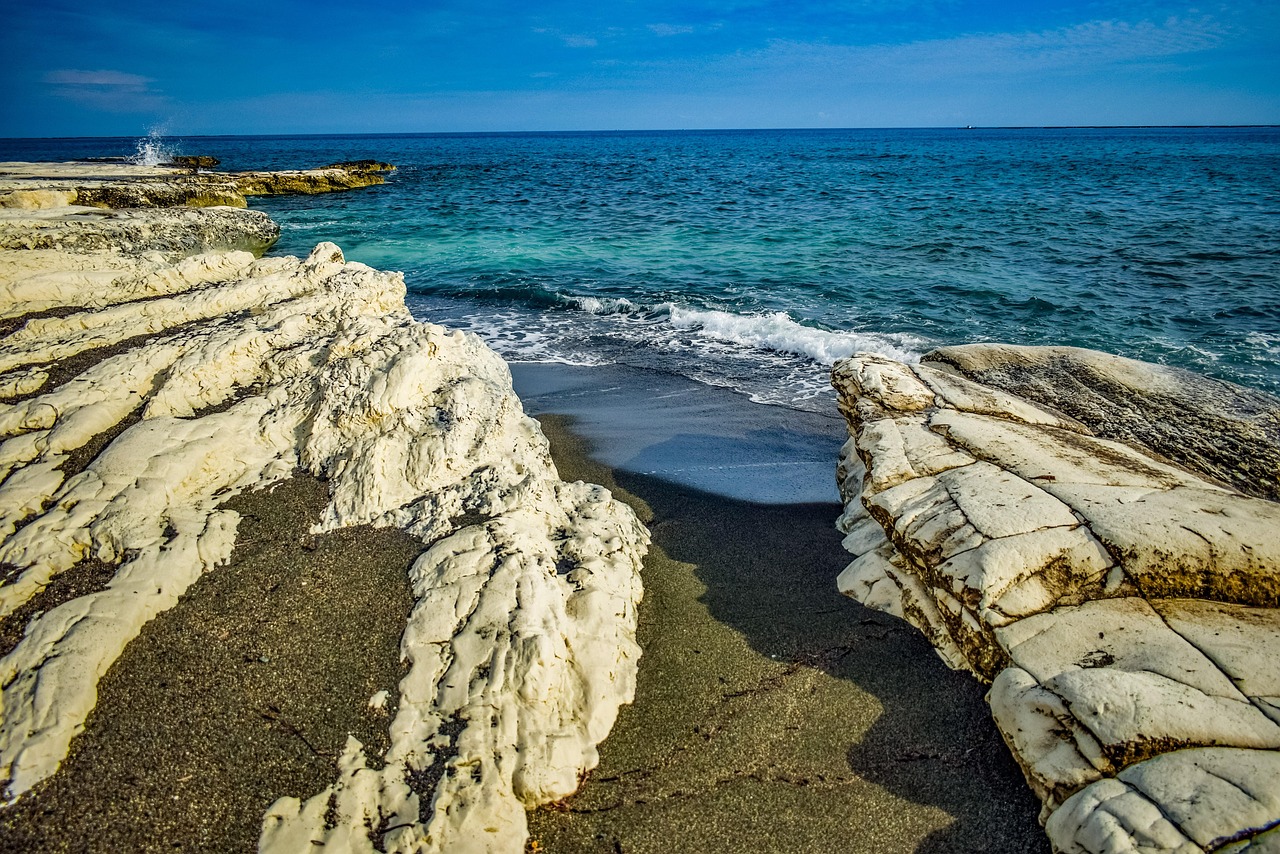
[0,163,647,853]
[831,350,1280,853]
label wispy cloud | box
[44,69,154,86]
[922,15,1228,73]
[511,10,1234,100]
[44,67,168,112]
[648,23,695,37]
[758,14,1230,80]
[533,27,598,48]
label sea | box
[4,128,1279,413]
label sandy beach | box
[515,366,1048,853]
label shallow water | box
[511,363,846,503]
[5,128,1278,408]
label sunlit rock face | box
[831,348,1280,853]
[0,163,647,854]
[0,159,395,210]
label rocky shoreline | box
[0,160,647,852]
[831,349,1280,852]
[1,159,1277,853]
[0,159,394,210]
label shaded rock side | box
[925,343,1280,503]
[831,351,1280,853]
[0,166,646,854]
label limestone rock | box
[171,155,220,171]
[0,163,647,854]
[831,349,1280,852]
[925,343,1280,502]
[231,162,394,197]
[0,159,394,212]
[0,203,280,258]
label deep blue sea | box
[5,128,1278,411]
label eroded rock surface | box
[831,350,1280,853]
[0,159,394,211]
[0,163,646,854]
[925,343,1280,502]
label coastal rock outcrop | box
[831,350,1280,852]
[0,163,646,853]
[0,159,394,210]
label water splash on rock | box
[128,127,174,167]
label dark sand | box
[0,473,420,853]
[522,380,1047,854]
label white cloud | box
[533,27,599,48]
[648,23,695,37]
[44,69,155,86]
[757,14,1229,81]
[44,68,168,113]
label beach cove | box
[0,150,1277,853]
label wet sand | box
[522,379,1047,854]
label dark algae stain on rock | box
[0,473,420,853]
[926,343,1280,502]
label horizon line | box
[4,124,1280,142]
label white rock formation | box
[832,351,1280,853]
[0,168,647,854]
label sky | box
[3,0,1278,137]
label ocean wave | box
[569,295,640,315]
[407,291,936,413]
[664,305,925,365]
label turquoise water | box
[5,128,1278,409]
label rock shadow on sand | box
[529,416,1047,854]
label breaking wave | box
[408,290,931,412]
[665,305,924,365]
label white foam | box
[1244,331,1280,357]
[666,305,925,365]
[407,294,933,414]
[571,296,638,315]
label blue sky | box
[3,0,1278,136]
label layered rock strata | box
[0,165,647,853]
[0,159,394,210]
[926,344,1280,503]
[831,351,1280,853]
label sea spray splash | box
[129,126,174,166]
